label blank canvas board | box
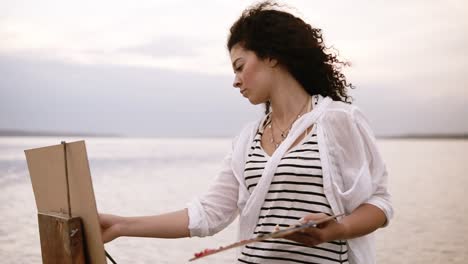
[25,140,107,264]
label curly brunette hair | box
[227,1,354,112]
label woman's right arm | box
[99,133,249,243]
[99,209,190,243]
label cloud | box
[1,0,466,79]
[0,0,467,136]
[0,54,260,137]
[118,36,205,59]
[1,53,467,137]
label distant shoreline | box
[378,134,468,140]
[0,130,120,138]
[0,130,467,139]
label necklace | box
[269,121,281,149]
[268,96,311,149]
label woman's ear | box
[268,58,278,68]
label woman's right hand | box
[98,213,125,243]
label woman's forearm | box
[341,203,387,240]
[117,208,190,239]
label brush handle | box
[189,213,344,261]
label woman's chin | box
[247,97,266,105]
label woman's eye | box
[236,66,243,72]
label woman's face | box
[230,44,275,105]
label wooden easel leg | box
[38,213,86,264]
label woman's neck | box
[269,77,311,126]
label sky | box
[0,0,467,137]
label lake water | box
[1,137,467,263]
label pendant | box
[281,132,287,138]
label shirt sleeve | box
[324,105,393,227]
[351,107,394,226]
[186,137,241,237]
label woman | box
[99,2,393,263]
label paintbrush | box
[189,213,345,261]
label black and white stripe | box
[238,115,348,264]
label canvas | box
[25,140,107,264]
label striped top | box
[238,114,349,264]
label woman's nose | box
[233,76,241,88]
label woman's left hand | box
[275,213,348,247]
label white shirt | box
[187,96,393,264]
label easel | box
[25,141,114,264]
[37,213,86,263]
[37,212,117,263]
